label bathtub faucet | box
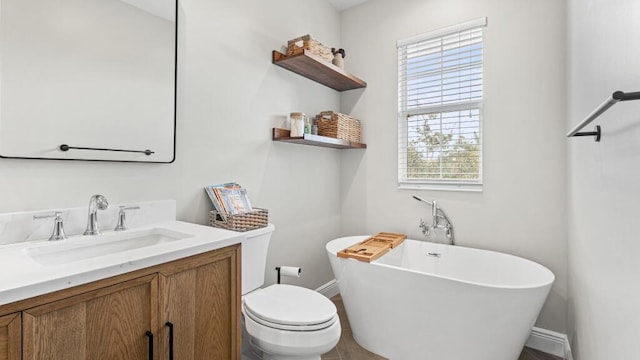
[412,195,455,245]
[432,200,439,228]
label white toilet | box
[240,224,341,360]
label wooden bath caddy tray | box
[337,232,406,262]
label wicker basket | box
[287,34,333,63]
[315,111,362,143]
[209,208,268,232]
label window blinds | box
[397,18,486,190]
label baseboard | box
[564,336,574,360]
[526,327,570,359]
[315,279,340,299]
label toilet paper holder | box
[275,266,301,284]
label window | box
[397,18,486,191]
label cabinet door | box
[23,274,158,360]
[160,245,241,360]
[0,313,20,360]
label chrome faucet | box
[432,200,439,228]
[83,194,109,236]
[114,205,140,231]
[33,212,67,241]
[413,195,455,245]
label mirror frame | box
[0,0,178,163]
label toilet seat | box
[243,284,338,331]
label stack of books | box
[204,182,253,221]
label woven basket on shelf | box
[315,111,362,143]
[287,34,333,63]
[209,208,268,232]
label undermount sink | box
[25,227,192,266]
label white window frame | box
[397,18,486,192]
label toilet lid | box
[243,284,337,328]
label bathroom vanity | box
[0,245,240,360]
[0,201,243,360]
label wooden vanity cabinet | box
[0,313,20,360]
[159,246,241,359]
[0,244,241,360]
[22,275,157,360]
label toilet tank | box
[241,224,275,295]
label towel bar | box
[567,91,640,142]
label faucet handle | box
[33,212,67,241]
[33,211,61,220]
[114,206,140,231]
[418,218,430,236]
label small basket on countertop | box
[209,208,268,232]
[287,34,334,63]
[315,111,362,143]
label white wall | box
[5,0,614,346]
[567,0,640,358]
[339,0,568,332]
[0,0,343,290]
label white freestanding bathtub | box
[326,236,554,360]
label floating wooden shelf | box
[272,128,366,149]
[272,50,367,91]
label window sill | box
[398,181,483,193]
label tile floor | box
[320,294,388,360]
[323,295,563,360]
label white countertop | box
[0,220,243,306]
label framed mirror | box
[0,0,177,162]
